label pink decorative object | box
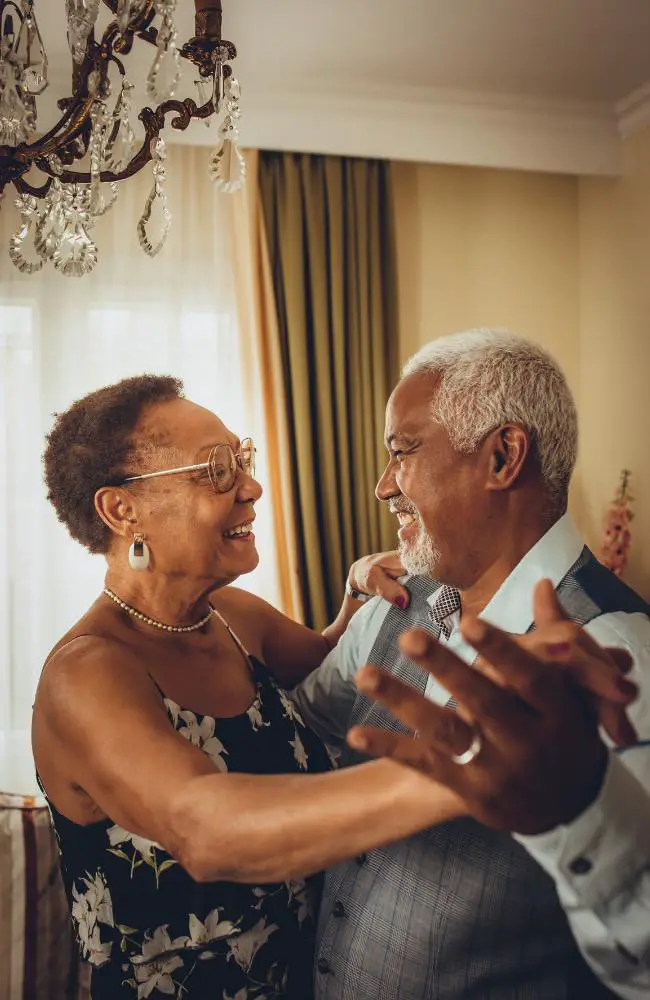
[598,470,634,577]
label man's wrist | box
[515,753,650,914]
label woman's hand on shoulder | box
[348,550,410,610]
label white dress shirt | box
[292,515,650,999]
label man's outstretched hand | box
[348,580,637,836]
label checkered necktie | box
[429,584,461,640]
[428,584,461,710]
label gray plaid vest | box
[315,548,650,1000]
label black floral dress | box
[41,650,334,1000]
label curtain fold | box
[259,152,399,629]
[227,151,305,622]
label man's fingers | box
[553,644,638,703]
[346,725,461,787]
[397,630,529,733]
[355,666,476,756]
[532,578,570,627]
[597,702,638,748]
[574,633,637,695]
[517,623,636,704]
[529,581,637,703]
[608,647,634,676]
[458,618,558,712]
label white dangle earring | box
[128,533,150,571]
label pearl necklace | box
[103,587,214,633]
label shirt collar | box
[425,514,585,636]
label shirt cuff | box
[515,752,650,916]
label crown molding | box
[44,75,627,176]
[236,82,621,177]
[617,81,650,139]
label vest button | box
[332,900,346,918]
[317,957,331,975]
[356,853,367,866]
[569,856,592,875]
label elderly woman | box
[32,375,464,1000]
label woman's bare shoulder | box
[211,585,273,613]
[42,598,135,671]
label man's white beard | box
[399,526,441,578]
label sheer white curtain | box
[0,145,281,740]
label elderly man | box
[292,329,650,1000]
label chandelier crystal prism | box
[0,0,244,276]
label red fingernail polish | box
[547,642,571,655]
[395,596,407,610]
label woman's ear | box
[486,425,531,491]
[94,487,138,537]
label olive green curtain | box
[258,152,399,629]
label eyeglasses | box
[120,438,255,495]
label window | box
[0,161,281,735]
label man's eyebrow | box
[385,433,416,449]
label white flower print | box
[289,730,309,770]
[226,917,279,972]
[246,699,269,732]
[278,689,306,728]
[71,871,114,966]
[175,707,230,772]
[107,824,176,884]
[131,924,187,998]
[85,924,113,967]
[187,908,239,956]
[324,743,340,769]
[108,824,162,863]
[286,878,311,926]
[164,699,180,727]
[251,886,267,911]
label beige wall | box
[578,130,650,598]
[392,151,650,598]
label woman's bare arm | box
[34,637,464,884]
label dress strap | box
[210,607,253,661]
[147,673,168,702]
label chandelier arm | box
[0,0,23,24]
[1,0,243,269]
[12,96,95,171]
[102,0,158,55]
[15,95,214,189]
[2,0,230,170]
[14,172,53,197]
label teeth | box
[396,512,417,525]
[224,522,252,538]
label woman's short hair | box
[403,329,578,509]
[44,374,183,554]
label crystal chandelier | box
[0,0,245,276]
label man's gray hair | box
[402,329,578,506]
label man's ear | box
[486,425,531,491]
[94,487,138,538]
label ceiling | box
[35,0,650,175]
